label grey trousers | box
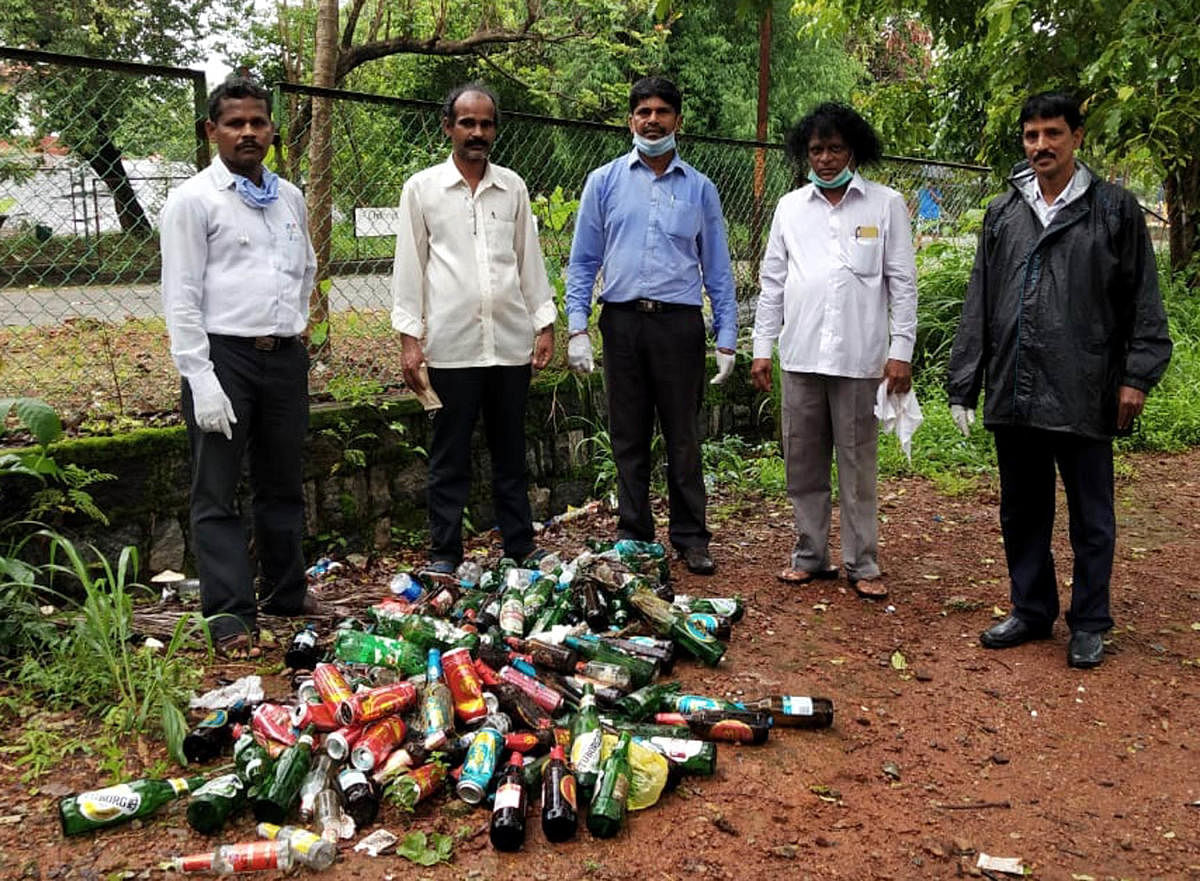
[781,371,881,580]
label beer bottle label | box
[647,736,702,761]
[77,785,143,821]
[225,841,282,871]
[610,770,630,804]
[295,630,317,649]
[559,775,577,810]
[197,709,228,729]
[194,774,244,799]
[169,777,191,796]
[287,827,324,858]
[682,616,717,644]
[494,781,523,811]
[339,768,370,789]
[571,730,603,775]
[780,696,814,716]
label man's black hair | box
[1019,92,1083,131]
[207,76,272,122]
[442,82,501,125]
[628,76,682,115]
[785,102,883,168]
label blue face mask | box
[808,166,854,189]
[232,167,279,209]
[632,131,677,158]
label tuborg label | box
[78,785,143,821]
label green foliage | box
[702,435,787,495]
[910,241,974,379]
[396,830,453,866]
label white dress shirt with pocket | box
[390,155,557,367]
[753,172,917,377]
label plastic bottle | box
[256,822,337,870]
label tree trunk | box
[1164,157,1199,284]
[307,0,339,362]
[749,1,772,280]
[86,132,152,235]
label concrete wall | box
[0,366,773,571]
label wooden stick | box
[932,800,1012,810]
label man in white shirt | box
[160,77,318,657]
[391,83,556,572]
[751,103,917,600]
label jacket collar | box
[1008,158,1094,210]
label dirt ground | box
[4,448,1199,881]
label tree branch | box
[342,0,368,50]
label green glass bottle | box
[614,680,681,721]
[233,730,273,789]
[522,576,554,621]
[638,735,717,777]
[628,586,725,666]
[251,728,315,824]
[59,775,207,836]
[529,589,572,635]
[673,594,745,623]
[564,635,655,688]
[187,772,247,835]
[332,629,425,675]
[586,730,632,839]
[569,683,603,802]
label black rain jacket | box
[946,162,1172,439]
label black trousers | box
[598,303,710,550]
[183,334,309,641]
[993,426,1116,633]
[426,365,535,565]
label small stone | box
[991,753,1010,765]
[915,670,933,682]
[769,845,798,859]
[952,837,973,854]
[1119,837,1133,851]
[814,836,835,848]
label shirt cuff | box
[184,367,222,401]
[567,310,590,335]
[752,336,776,360]
[391,309,424,339]
[531,301,558,334]
[888,339,915,363]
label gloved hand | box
[710,349,735,385]
[950,404,975,437]
[193,387,237,440]
[567,333,594,374]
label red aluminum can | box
[473,657,501,686]
[291,700,340,732]
[498,664,564,714]
[251,703,297,746]
[324,724,365,761]
[442,647,488,725]
[350,716,408,771]
[312,662,354,708]
[504,729,553,754]
[337,681,418,727]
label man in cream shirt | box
[751,102,917,600]
[391,82,556,572]
[160,77,318,657]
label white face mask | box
[632,131,676,157]
[808,166,853,189]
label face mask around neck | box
[808,166,853,189]
[632,131,676,158]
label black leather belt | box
[604,298,700,314]
[210,334,298,351]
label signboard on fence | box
[354,206,401,238]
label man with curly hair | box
[751,103,917,599]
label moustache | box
[466,139,489,148]
[1034,150,1055,161]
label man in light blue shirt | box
[565,76,736,575]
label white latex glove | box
[950,404,975,437]
[567,334,594,374]
[193,387,237,440]
[710,349,735,385]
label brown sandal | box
[215,632,263,661]
[778,567,839,584]
[850,577,889,599]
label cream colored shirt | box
[160,158,315,399]
[753,173,917,378]
[390,155,557,368]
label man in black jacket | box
[946,92,1172,669]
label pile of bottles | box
[57,540,835,868]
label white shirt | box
[1021,163,1092,227]
[752,173,917,378]
[390,155,557,368]
[160,158,316,399]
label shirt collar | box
[1034,163,1091,208]
[208,157,238,190]
[436,153,508,192]
[626,148,688,177]
[803,169,867,203]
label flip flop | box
[215,632,263,661]
[851,577,889,599]
[778,567,839,584]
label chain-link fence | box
[5,53,1167,425]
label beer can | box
[456,726,502,804]
[504,729,552,754]
[473,657,501,685]
[295,678,321,704]
[371,747,418,785]
[291,701,340,732]
[251,703,297,746]
[312,663,354,708]
[324,725,364,761]
[498,664,563,714]
[420,688,454,750]
[337,681,418,727]
[350,716,407,771]
[442,647,488,725]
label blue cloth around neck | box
[233,167,279,209]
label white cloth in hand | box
[710,350,735,385]
[567,334,594,374]
[949,404,975,437]
[193,386,237,440]
[875,382,924,462]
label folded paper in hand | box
[413,363,442,412]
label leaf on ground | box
[1190,622,1200,631]
[890,650,908,670]
[921,574,941,581]
[992,605,1007,619]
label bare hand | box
[884,358,912,395]
[400,334,427,394]
[750,357,773,393]
[533,327,554,371]
[1116,385,1146,431]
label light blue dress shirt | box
[565,149,737,350]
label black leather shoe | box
[979,615,1053,648]
[678,546,716,575]
[1067,630,1105,668]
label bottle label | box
[194,774,244,799]
[339,768,370,789]
[493,781,523,811]
[287,827,324,856]
[559,775,577,810]
[571,730,603,775]
[294,630,318,650]
[682,616,718,644]
[225,841,282,871]
[169,777,190,796]
[610,770,629,804]
[647,736,702,762]
[197,709,228,729]
[708,719,754,743]
[77,785,143,821]
[780,696,814,716]
[704,599,738,616]
[675,695,723,713]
